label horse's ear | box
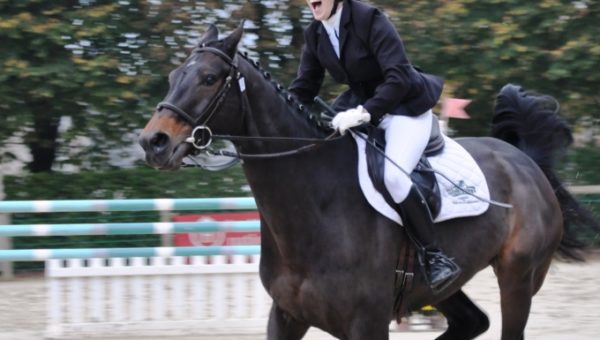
[222,20,244,58]
[198,24,219,46]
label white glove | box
[331,105,371,135]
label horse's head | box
[139,23,244,170]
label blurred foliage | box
[380,1,600,136]
[562,146,600,185]
[0,0,308,171]
[560,147,600,245]
[1,1,598,172]
[4,164,249,200]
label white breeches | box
[378,110,433,203]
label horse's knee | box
[267,304,309,340]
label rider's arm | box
[288,27,326,106]
[362,10,425,124]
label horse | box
[138,23,597,340]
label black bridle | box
[156,46,240,150]
[156,46,341,159]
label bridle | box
[156,46,240,150]
[155,46,341,159]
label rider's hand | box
[331,105,371,135]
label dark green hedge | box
[5,166,249,200]
[561,146,600,185]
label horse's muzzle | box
[139,130,188,170]
[139,131,169,155]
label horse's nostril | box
[149,132,170,153]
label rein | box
[157,46,341,160]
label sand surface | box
[0,257,598,340]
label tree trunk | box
[26,100,60,173]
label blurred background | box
[0,1,598,339]
[2,0,600,189]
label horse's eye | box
[204,74,217,86]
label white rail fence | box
[45,254,271,339]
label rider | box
[289,0,461,292]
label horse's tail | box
[491,84,599,261]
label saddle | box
[364,115,444,219]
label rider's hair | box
[329,0,343,19]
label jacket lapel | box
[338,2,351,60]
[316,24,348,83]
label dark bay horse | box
[138,24,596,340]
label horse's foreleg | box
[267,303,310,340]
[346,315,390,340]
[435,289,490,340]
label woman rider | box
[288,0,460,292]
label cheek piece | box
[328,0,343,18]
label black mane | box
[235,48,331,136]
[201,36,330,137]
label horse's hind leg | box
[495,261,534,340]
[434,289,490,340]
[495,252,554,340]
[267,303,309,340]
[495,216,559,340]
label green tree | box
[1,0,598,173]
[0,0,310,172]
[381,1,600,135]
[0,1,191,172]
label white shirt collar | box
[321,4,343,36]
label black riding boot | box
[396,185,461,292]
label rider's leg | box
[380,110,461,292]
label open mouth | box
[310,1,322,11]
[167,142,192,169]
[150,141,192,171]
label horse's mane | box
[203,39,331,137]
[238,50,332,136]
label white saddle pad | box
[354,134,490,225]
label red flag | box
[442,98,471,119]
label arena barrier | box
[45,254,271,339]
[0,198,271,339]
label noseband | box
[156,46,243,150]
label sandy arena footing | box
[1,257,598,340]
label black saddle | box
[365,115,444,219]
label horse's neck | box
[239,62,318,150]
[235,60,360,250]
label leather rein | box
[156,46,341,160]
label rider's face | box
[306,0,335,21]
